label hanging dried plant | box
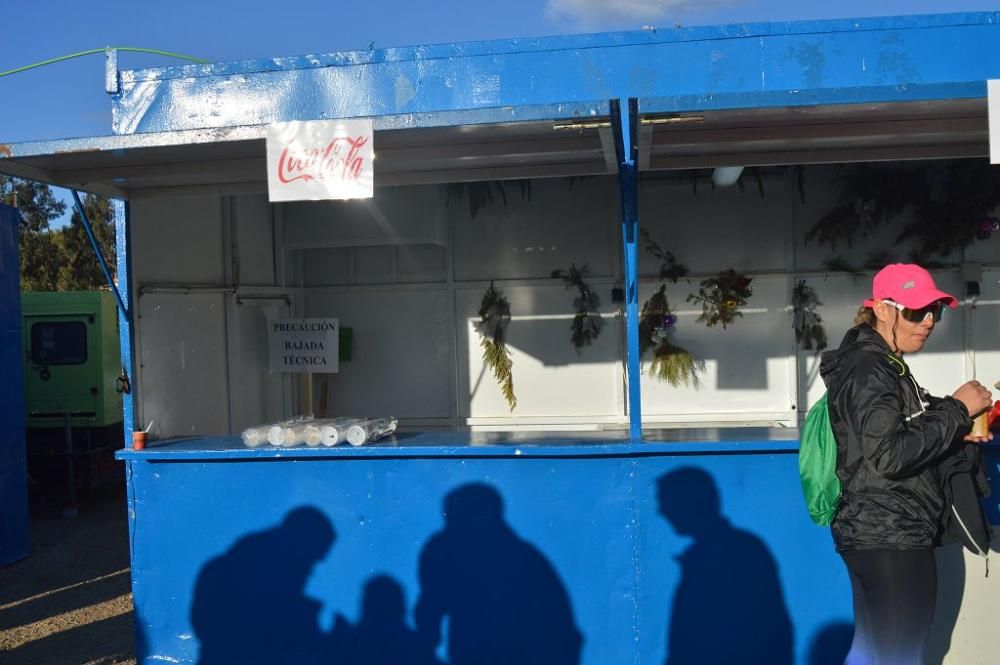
[640,228,689,283]
[792,280,828,352]
[446,180,532,219]
[639,285,702,388]
[476,282,516,411]
[551,263,603,354]
[686,268,753,329]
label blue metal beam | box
[612,98,642,441]
[70,190,129,319]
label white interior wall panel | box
[352,246,397,285]
[136,293,230,437]
[307,290,453,420]
[396,244,447,283]
[451,177,620,282]
[303,248,352,286]
[131,195,225,284]
[964,232,1000,265]
[281,185,447,250]
[970,268,1000,386]
[232,194,276,287]
[639,275,796,422]
[454,284,623,422]
[638,175,792,275]
[229,302,289,431]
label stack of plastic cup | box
[317,417,361,446]
[268,421,318,447]
[346,417,398,446]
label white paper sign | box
[266,119,374,201]
[990,80,1000,164]
[269,318,339,374]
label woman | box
[819,263,994,665]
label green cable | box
[0,47,209,79]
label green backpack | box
[798,393,841,526]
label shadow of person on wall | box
[807,621,853,665]
[331,574,445,665]
[414,483,583,665]
[190,506,336,665]
[656,467,793,665]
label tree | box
[58,194,115,291]
[1,176,115,292]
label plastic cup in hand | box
[972,412,990,439]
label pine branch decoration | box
[476,282,516,411]
[792,280,827,352]
[640,228,689,283]
[686,269,753,329]
[551,263,604,354]
[639,285,702,388]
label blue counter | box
[118,428,860,665]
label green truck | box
[21,291,124,512]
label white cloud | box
[546,0,748,29]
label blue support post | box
[0,203,29,566]
[613,98,642,441]
[71,189,129,319]
[113,199,135,446]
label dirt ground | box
[0,485,136,665]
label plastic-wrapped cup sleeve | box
[304,426,323,447]
[320,427,340,446]
[241,428,266,448]
[346,425,368,446]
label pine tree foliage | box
[1,177,114,292]
[806,160,1000,259]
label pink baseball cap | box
[863,263,958,309]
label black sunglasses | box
[882,300,946,323]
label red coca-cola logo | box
[276,135,370,185]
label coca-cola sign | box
[266,119,374,201]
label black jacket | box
[820,325,973,551]
[938,441,991,557]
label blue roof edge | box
[119,11,1000,84]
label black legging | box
[840,549,937,665]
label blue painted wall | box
[0,203,29,566]
[112,13,1000,135]
[126,448,851,665]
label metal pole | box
[70,190,129,319]
[63,413,78,518]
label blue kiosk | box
[2,12,1000,664]
[0,203,29,567]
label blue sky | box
[2,0,998,223]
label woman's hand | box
[952,381,994,418]
[963,432,994,444]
